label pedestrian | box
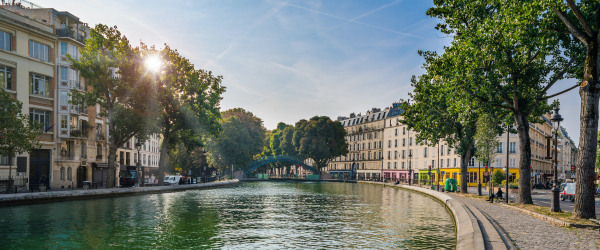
[496,188,504,202]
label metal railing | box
[56,28,86,43]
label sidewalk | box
[0,180,239,205]
[448,193,600,249]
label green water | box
[0,182,456,249]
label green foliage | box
[169,143,209,177]
[211,108,266,172]
[153,44,225,183]
[0,89,42,165]
[293,116,348,173]
[493,170,505,186]
[68,24,159,187]
[426,0,576,203]
[475,114,501,167]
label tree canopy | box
[293,116,348,174]
[426,0,574,203]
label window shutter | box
[49,45,54,63]
[11,68,16,91]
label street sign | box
[441,171,445,175]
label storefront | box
[382,170,408,182]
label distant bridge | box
[246,155,318,175]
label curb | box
[0,180,239,206]
[359,181,485,250]
[500,203,600,230]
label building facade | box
[0,7,56,190]
[116,134,161,185]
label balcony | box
[58,151,75,161]
[96,132,105,141]
[56,28,86,44]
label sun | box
[145,54,162,72]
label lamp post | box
[408,150,413,185]
[505,125,510,203]
[478,162,482,196]
[135,141,142,187]
[550,107,563,212]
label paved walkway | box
[448,193,600,249]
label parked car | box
[164,175,182,185]
[560,183,576,202]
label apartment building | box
[329,108,388,180]
[328,102,574,185]
[0,7,56,190]
[116,134,161,185]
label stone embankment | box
[0,180,239,206]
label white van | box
[164,175,181,185]
[560,183,576,202]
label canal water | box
[0,182,456,249]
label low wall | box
[358,181,484,250]
[0,180,239,206]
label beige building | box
[329,108,388,180]
[116,134,161,185]
[0,7,56,190]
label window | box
[402,138,406,146]
[60,167,65,180]
[394,162,397,169]
[447,159,450,168]
[402,150,406,159]
[394,139,398,147]
[97,143,102,156]
[388,151,391,159]
[469,157,475,166]
[67,167,72,181]
[441,145,445,155]
[496,142,503,153]
[30,73,51,97]
[401,162,405,169]
[0,65,13,90]
[395,128,398,136]
[60,42,67,56]
[60,66,68,82]
[387,162,391,169]
[29,40,50,62]
[424,148,428,157]
[0,155,10,165]
[0,30,11,51]
[454,158,457,167]
[403,127,406,135]
[394,151,398,159]
[496,158,502,168]
[509,158,516,168]
[509,142,517,153]
[60,115,68,130]
[81,142,87,159]
[30,109,51,129]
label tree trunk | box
[157,129,170,186]
[574,41,599,219]
[107,144,118,188]
[460,142,474,193]
[514,112,533,204]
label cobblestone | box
[449,194,600,249]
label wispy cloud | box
[327,0,403,32]
[285,2,423,39]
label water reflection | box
[0,182,455,249]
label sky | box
[32,0,583,144]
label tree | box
[427,1,574,204]
[69,24,158,188]
[547,0,600,219]
[492,169,505,186]
[402,52,478,194]
[212,108,266,173]
[154,45,225,185]
[293,116,348,175]
[0,89,41,190]
[475,114,501,170]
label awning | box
[92,162,109,168]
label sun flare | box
[145,55,162,72]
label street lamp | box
[135,141,142,187]
[550,106,563,212]
[408,150,413,185]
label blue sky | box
[35,0,582,144]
